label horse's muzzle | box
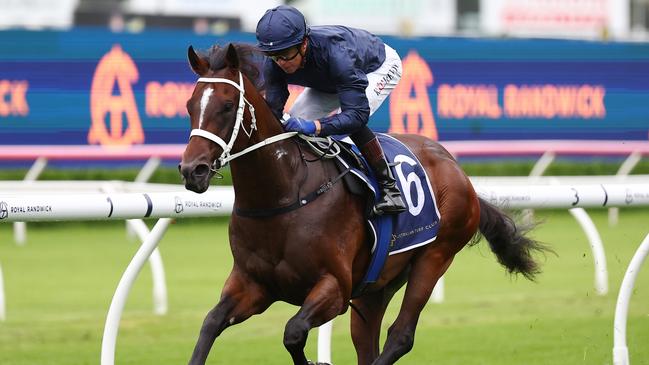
[178,162,213,193]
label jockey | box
[255,5,406,215]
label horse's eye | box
[223,101,235,112]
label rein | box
[298,135,342,161]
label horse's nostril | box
[179,163,192,179]
[193,164,211,178]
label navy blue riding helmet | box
[256,5,310,52]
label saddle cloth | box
[333,133,441,295]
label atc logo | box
[625,189,634,205]
[389,51,438,140]
[0,80,29,117]
[0,201,8,220]
[174,196,184,214]
[88,45,144,147]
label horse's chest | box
[232,241,315,302]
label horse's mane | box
[202,43,266,92]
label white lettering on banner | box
[393,154,425,216]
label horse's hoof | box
[307,361,331,365]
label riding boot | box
[359,137,407,215]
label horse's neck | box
[230,138,302,202]
[230,86,304,208]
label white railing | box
[0,177,648,364]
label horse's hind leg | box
[351,269,409,365]
[284,274,346,365]
[371,243,458,365]
[188,269,271,365]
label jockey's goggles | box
[266,46,301,62]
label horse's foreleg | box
[351,291,388,365]
[284,274,346,365]
[188,270,271,365]
[351,269,409,365]
[372,246,455,365]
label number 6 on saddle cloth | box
[321,133,441,297]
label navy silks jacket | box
[263,25,386,136]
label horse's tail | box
[474,197,550,281]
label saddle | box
[301,134,442,297]
[294,135,372,210]
[327,139,373,201]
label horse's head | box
[179,44,258,193]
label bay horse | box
[179,43,547,365]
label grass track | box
[0,210,648,364]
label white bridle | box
[190,71,296,168]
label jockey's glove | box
[283,116,317,135]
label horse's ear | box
[188,45,209,75]
[225,43,240,70]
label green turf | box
[0,210,648,365]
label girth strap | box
[235,168,351,218]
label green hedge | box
[1,159,648,183]
[0,166,232,185]
[460,159,649,176]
